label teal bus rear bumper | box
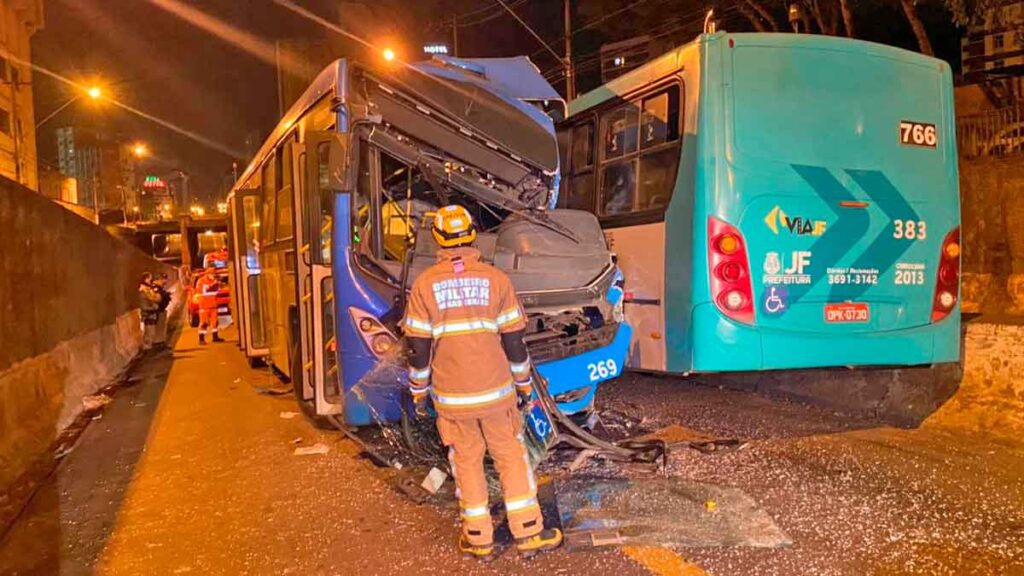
[689,303,960,372]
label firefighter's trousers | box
[436,405,543,546]
[199,308,219,334]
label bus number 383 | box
[588,359,619,381]
[893,219,927,241]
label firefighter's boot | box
[212,332,224,343]
[515,528,563,559]
[199,333,207,345]
[458,536,496,563]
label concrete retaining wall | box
[959,155,1024,314]
[0,181,171,493]
[925,323,1024,442]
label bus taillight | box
[931,227,960,323]
[708,217,754,324]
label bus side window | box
[242,195,260,270]
[597,84,682,217]
[637,87,681,211]
[261,153,277,245]
[276,137,295,242]
[353,142,372,248]
[314,142,333,265]
[599,103,639,216]
[557,121,597,212]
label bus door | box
[230,190,268,358]
[294,131,343,416]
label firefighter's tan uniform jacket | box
[403,247,542,545]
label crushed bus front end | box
[324,57,630,427]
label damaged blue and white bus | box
[226,56,630,431]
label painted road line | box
[623,545,708,576]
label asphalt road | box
[1,323,1021,575]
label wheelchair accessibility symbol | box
[763,286,788,315]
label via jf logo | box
[765,206,826,237]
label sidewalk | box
[0,324,645,575]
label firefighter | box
[403,205,563,561]
[196,266,223,344]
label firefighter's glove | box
[515,379,533,409]
[412,390,430,419]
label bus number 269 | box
[588,359,619,381]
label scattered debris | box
[291,437,303,445]
[420,467,448,495]
[279,411,299,419]
[395,477,430,504]
[54,445,74,460]
[565,528,625,551]
[253,384,292,396]
[293,443,331,456]
[568,449,599,473]
[91,414,103,421]
[82,394,112,412]
[557,476,790,549]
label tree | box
[899,0,934,55]
[839,0,855,37]
[739,0,939,55]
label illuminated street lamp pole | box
[35,84,104,129]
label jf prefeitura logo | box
[765,206,826,237]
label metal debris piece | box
[82,394,112,412]
[253,384,292,396]
[293,443,331,456]
[279,411,299,419]
[565,528,625,551]
[395,477,430,504]
[568,449,599,473]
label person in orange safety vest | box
[403,204,563,561]
[196,266,223,344]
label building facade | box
[962,1,1024,79]
[56,125,138,213]
[0,0,44,191]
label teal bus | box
[556,32,961,374]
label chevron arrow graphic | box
[786,165,871,310]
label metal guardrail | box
[957,104,1024,158]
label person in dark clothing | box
[153,273,172,348]
[138,273,161,351]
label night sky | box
[30,0,960,204]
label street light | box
[36,83,107,129]
[382,48,396,62]
[132,142,149,158]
